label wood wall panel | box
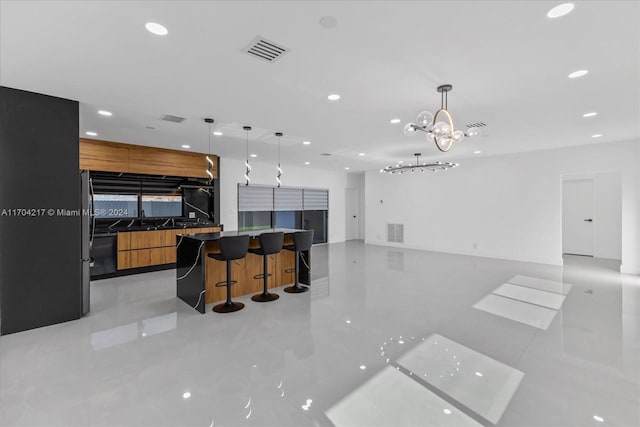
[79,138,218,179]
[79,138,129,173]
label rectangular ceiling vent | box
[160,114,186,123]
[243,36,289,63]
[465,122,487,128]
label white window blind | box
[303,189,329,210]
[274,187,303,211]
[238,185,274,212]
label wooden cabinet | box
[79,138,218,179]
[117,227,221,270]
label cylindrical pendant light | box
[275,132,283,187]
[243,126,252,186]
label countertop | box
[180,228,303,242]
[94,223,221,236]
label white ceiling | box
[1,1,638,172]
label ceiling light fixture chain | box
[275,132,283,188]
[204,118,215,183]
[381,153,459,174]
[243,126,252,186]
[404,84,481,152]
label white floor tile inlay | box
[492,283,566,310]
[326,365,482,427]
[507,274,572,295]
[473,294,558,330]
[397,334,524,424]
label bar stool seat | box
[283,230,314,294]
[248,231,284,302]
[207,234,250,313]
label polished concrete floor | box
[1,241,639,426]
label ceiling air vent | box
[243,36,290,63]
[465,122,487,128]
[160,114,186,123]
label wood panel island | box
[176,229,310,313]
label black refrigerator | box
[0,86,86,335]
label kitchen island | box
[176,229,310,313]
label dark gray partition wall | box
[0,86,81,335]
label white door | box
[562,179,594,256]
[345,188,359,240]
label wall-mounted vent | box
[243,36,289,63]
[465,122,487,128]
[160,114,186,123]
[387,223,404,243]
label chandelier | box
[403,84,481,152]
[381,153,458,174]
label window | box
[93,194,139,218]
[141,195,182,218]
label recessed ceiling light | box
[327,94,341,101]
[583,112,598,118]
[319,16,338,29]
[344,167,350,170]
[359,365,366,370]
[390,118,401,124]
[303,141,311,145]
[181,144,191,149]
[443,409,452,415]
[593,415,604,423]
[568,69,588,79]
[85,131,98,136]
[182,392,191,399]
[475,371,483,377]
[213,131,223,136]
[250,154,257,158]
[591,134,603,138]
[97,110,112,116]
[358,153,365,156]
[145,22,168,36]
[473,150,482,154]
[304,161,311,165]
[547,3,574,19]
[398,160,404,164]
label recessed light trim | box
[250,154,257,158]
[593,415,604,423]
[547,3,575,18]
[97,110,112,116]
[473,150,482,154]
[303,141,311,145]
[182,392,191,399]
[390,118,401,124]
[358,153,365,156]
[344,167,350,170]
[304,161,311,165]
[213,131,223,136]
[327,94,341,101]
[591,134,603,138]
[145,22,168,36]
[85,131,98,136]
[181,144,191,149]
[568,69,588,79]
[583,112,598,118]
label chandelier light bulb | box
[466,127,481,137]
[403,123,418,136]
[433,121,450,136]
[416,111,434,128]
[452,130,465,143]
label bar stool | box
[248,231,284,302]
[207,234,250,313]
[283,230,314,294]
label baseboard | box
[363,239,563,267]
[620,263,640,275]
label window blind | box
[303,189,329,210]
[238,185,274,212]
[274,187,303,211]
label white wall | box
[365,141,640,272]
[346,172,366,239]
[219,157,347,243]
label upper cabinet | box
[79,138,218,179]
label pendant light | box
[204,118,214,182]
[275,132,283,187]
[243,126,252,186]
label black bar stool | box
[207,234,250,313]
[248,231,284,302]
[284,230,314,294]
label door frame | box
[345,188,359,240]
[562,176,595,257]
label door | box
[345,188,359,240]
[562,179,594,256]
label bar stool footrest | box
[215,280,237,288]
